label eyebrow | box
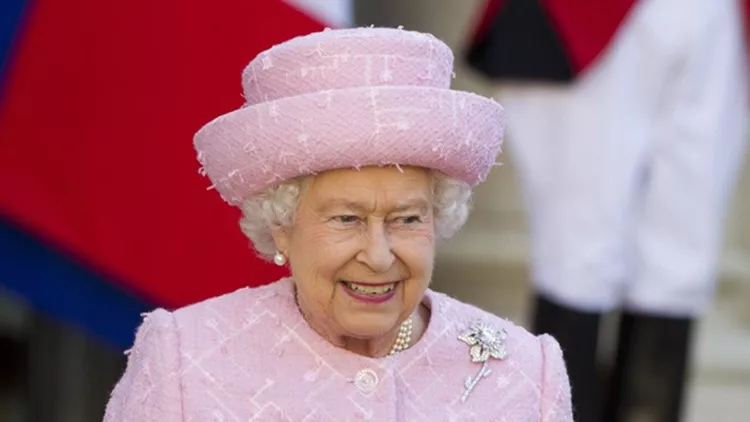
[317,196,430,213]
[392,197,431,213]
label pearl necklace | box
[388,317,413,356]
[294,287,414,356]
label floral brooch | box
[458,320,509,402]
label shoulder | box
[171,277,293,317]
[123,279,291,355]
[426,289,566,375]
[163,278,295,348]
[121,308,180,367]
[427,289,541,347]
[425,291,573,421]
[105,308,184,420]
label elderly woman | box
[103,27,573,421]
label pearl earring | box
[273,251,287,266]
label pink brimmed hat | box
[194,27,506,206]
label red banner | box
[0,0,344,308]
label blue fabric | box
[0,0,28,95]
[0,218,151,350]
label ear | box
[271,225,290,256]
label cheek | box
[289,231,344,316]
[393,229,435,279]
[290,225,359,279]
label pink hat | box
[194,27,505,206]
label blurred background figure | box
[0,1,351,420]
[466,0,750,421]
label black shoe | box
[604,312,694,422]
[532,294,604,422]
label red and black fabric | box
[465,0,638,83]
[467,0,750,83]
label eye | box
[332,215,359,224]
[397,215,422,225]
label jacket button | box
[354,369,379,393]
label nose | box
[356,221,394,273]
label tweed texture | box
[193,27,506,206]
[104,278,573,421]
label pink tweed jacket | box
[103,278,573,421]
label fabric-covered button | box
[354,369,379,393]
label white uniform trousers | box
[495,0,749,316]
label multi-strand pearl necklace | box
[388,317,413,356]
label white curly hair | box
[239,171,473,261]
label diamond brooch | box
[457,320,509,402]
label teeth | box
[344,282,395,295]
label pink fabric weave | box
[104,278,573,421]
[193,27,506,206]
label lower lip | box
[342,282,398,303]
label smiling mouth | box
[341,281,398,295]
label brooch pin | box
[457,320,509,402]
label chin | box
[338,312,401,339]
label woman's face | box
[274,166,435,347]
